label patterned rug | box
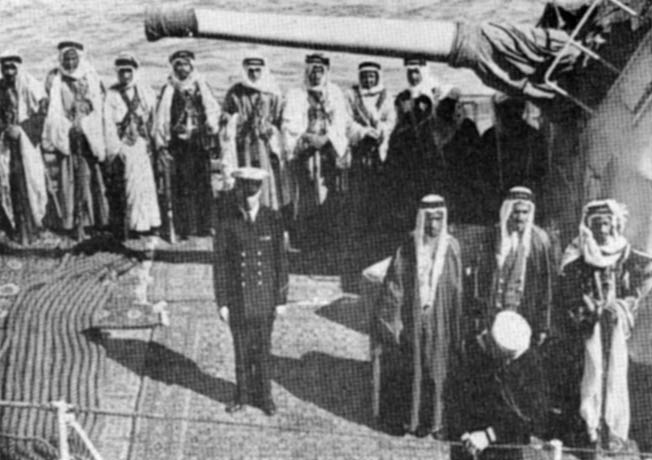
[118,242,450,459]
[0,236,163,460]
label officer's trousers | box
[230,317,274,406]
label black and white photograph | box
[0,0,651,458]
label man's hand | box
[38,98,49,116]
[219,306,230,323]
[157,147,173,170]
[275,305,287,316]
[205,121,219,136]
[259,121,276,140]
[461,430,491,456]
[363,126,380,140]
[537,331,547,346]
[5,125,21,140]
[582,293,599,313]
[75,99,93,116]
[301,133,329,150]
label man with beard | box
[375,194,463,439]
[281,53,349,246]
[213,167,288,416]
[0,51,48,245]
[452,310,550,460]
[345,61,395,232]
[474,186,554,344]
[386,56,440,231]
[42,41,109,241]
[104,52,161,239]
[153,50,220,240]
[221,54,286,213]
[559,200,652,449]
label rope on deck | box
[0,253,138,460]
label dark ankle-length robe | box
[153,76,220,238]
[385,91,437,232]
[474,225,554,337]
[345,84,395,232]
[375,235,463,434]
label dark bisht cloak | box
[375,234,463,433]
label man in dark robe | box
[431,86,482,224]
[213,167,288,416]
[42,41,109,241]
[557,199,652,451]
[474,186,553,344]
[386,56,440,231]
[375,194,462,439]
[345,61,395,232]
[153,50,220,240]
[0,51,48,245]
[451,310,550,460]
[478,94,547,222]
[220,54,286,212]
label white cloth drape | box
[580,299,635,442]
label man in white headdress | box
[153,50,220,240]
[375,194,463,439]
[398,56,441,104]
[42,40,108,240]
[104,52,161,238]
[345,61,395,231]
[475,186,553,344]
[0,51,48,245]
[452,310,550,460]
[386,56,441,230]
[559,199,652,448]
[281,53,349,244]
[220,54,286,212]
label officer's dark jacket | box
[213,201,289,322]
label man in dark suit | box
[213,167,289,416]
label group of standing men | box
[0,44,546,250]
[217,51,549,244]
[4,41,647,457]
[375,188,652,459]
[0,43,219,244]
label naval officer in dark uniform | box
[213,166,289,416]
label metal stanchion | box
[68,417,104,460]
[52,400,71,460]
[52,400,104,460]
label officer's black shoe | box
[414,426,431,438]
[261,401,277,416]
[225,401,244,414]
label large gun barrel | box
[145,7,457,61]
